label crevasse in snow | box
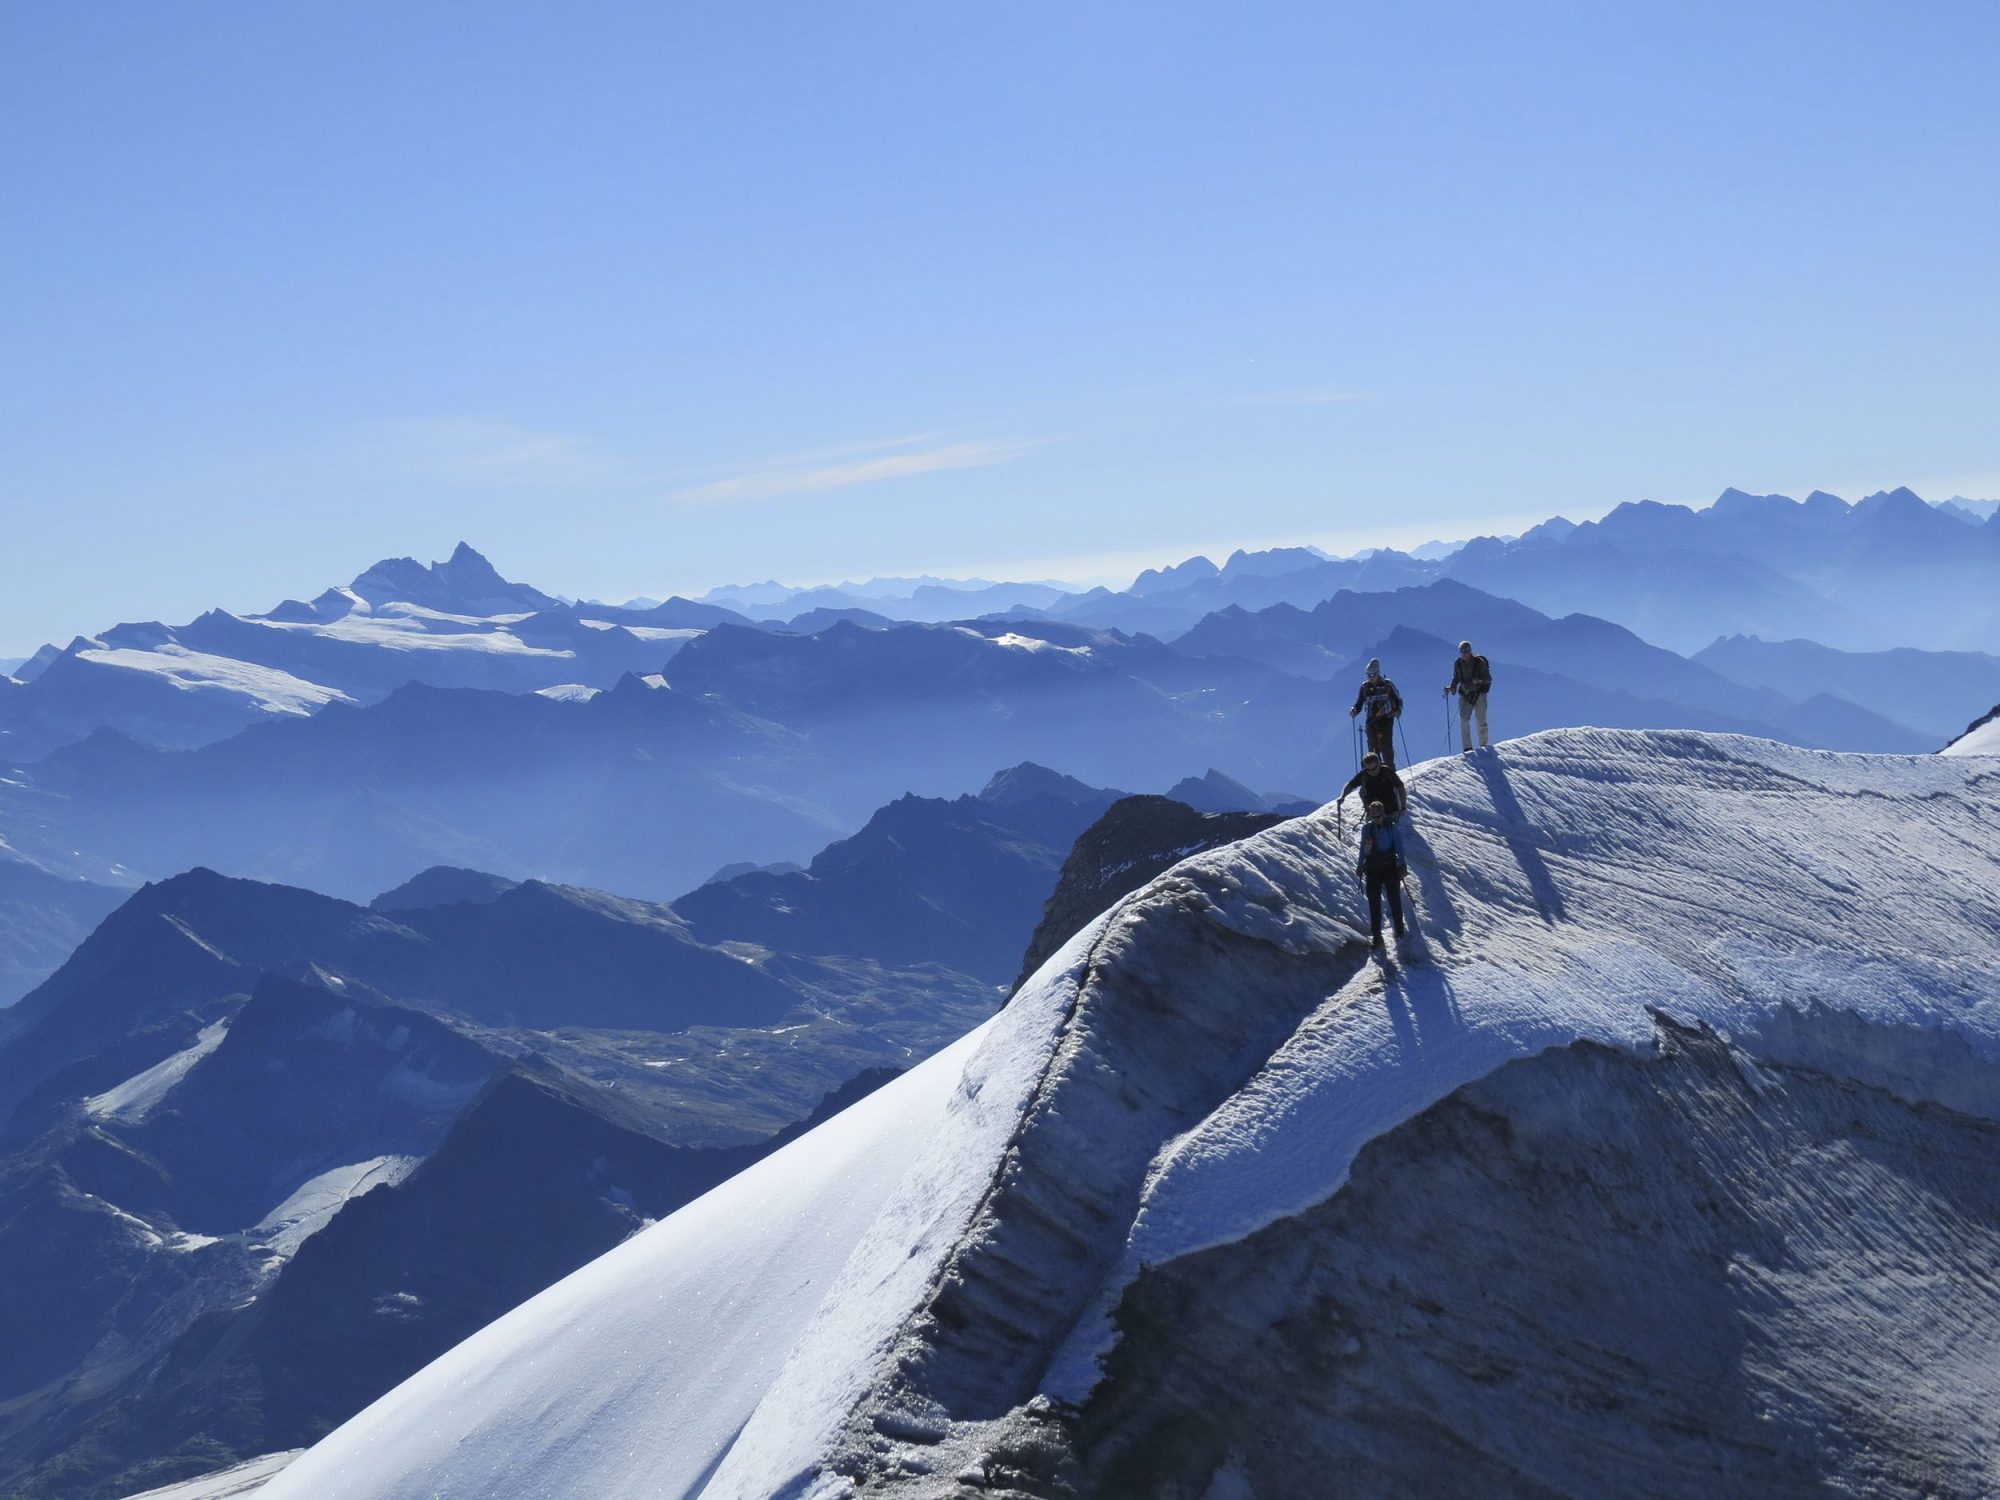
[247,730,2000,1500]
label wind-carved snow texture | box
[833,859,1363,1418]
[247,730,2000,1500]
[1031,1018,2000,1498]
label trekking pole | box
[1443,693,1451,755]
[1398,717,1413,768]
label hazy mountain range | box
[0,544,746,765]
[6,488,1994,774]
[679,486,2000,654]
[0,520,1984,955]
[0,754,1247,1498]
[0,862,124,1010]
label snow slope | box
[251,1155,422,1258]
[242,730,2000,1498]
[83,1019,230,1122]
[248,1001,1055,1500]
[121,1451,304,1499]
[1944,703,2000,755]
[73,644,357,717]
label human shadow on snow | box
[1397,822,1463,941]
[1381,955,1465,1060]
[1475,753,1569,925]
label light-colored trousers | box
[1458,691,1490,750]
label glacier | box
[231,729,2000,1499]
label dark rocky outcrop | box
[677,766,1123,987]
[366,866,518,914]
[1012,796,1290,992]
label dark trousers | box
[1366,715,1396,767]
[1365,867,1406,939]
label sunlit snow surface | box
[252,1156,420,1259]
[75,645,356,716]
[253,608,572,656]
[248,730,2000,1500]
[119,1450,304,1499]
[1944,708,2000,755]
[251,1011,1035,1500]
[83,1020,230,1122]
[579,620,704,644]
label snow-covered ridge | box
[1945,701,2000,756]
[249,730,2000,1499]
[251,1155,421,1259]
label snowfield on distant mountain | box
[243,729,2000,1500]
[72,643,359,715]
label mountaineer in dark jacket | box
[1445,639,1492,753]
[1349,658,1403,767]
[1339,751,1406,820]
[1355,799,1409,948]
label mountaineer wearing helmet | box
[1354,798,1409,949]
[1349,658,1403,767]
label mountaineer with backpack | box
[1349,658,1403,767]
[1444,640,1492,753]
[1339,750,1406,821]
[1355,799,1409,949]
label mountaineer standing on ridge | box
[1339,750,1407,820]
[1350,657,1403,767]
[1355,798,1409,948]
[1444,639,1493,753]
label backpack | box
[1461,655,1492,694]
[1361,822,1402,872]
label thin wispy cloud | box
[384,417,608,487]
[1227,386,1373,408]
[667,436,1030,508]
[735,430,957,470]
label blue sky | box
[3,2,1997,653]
